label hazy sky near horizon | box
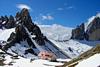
[0,0,100,27]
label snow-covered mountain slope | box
[0,28,15,41]
[0,54,63,67]
[0,24,100,67]
[0,25,69,59]
[0,24,100,59]
[49,39,91,58]
[39,24,73,41]
[76,54,100,67]
[39,24,100,58]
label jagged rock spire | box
[15,12,20,21]
[5,15,16,29]
[20,8,30,17]
[71,23,85,40]
[3,8,46,51]
[15,8,33,24]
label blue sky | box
[0,0,100,27]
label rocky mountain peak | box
[71,13,100,41]
[0,8,46,52]
[0,9,70,59]
[15,8,32,25]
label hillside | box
[63,45,100,67]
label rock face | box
[0,15,16,29]
[71,23,85,40]
[86,17,100,40]
[2,8,46,50]
[71,16,100,41]
[5,15,16,29]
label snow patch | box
[0,28,15,41]
[76,54,100,67]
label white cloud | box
[66,6,74,9]
[57,6,74,11]
[57,8,64,11]
[42,15,54,20]
[47,15,54,20]
[42,16,48,20]
[17,4,31,10]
